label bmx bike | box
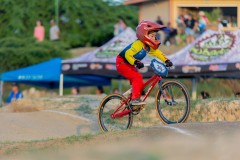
[98,59,191,132]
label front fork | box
[158,80,177,106]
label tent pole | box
[0,81,3,106]
[59,74,64,96]
[192,78,197,100]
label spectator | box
[184,14,196,44]
[34,20,45,42]
[156,16,164,25]
[163,22,177,45]
[113,88,119,94]
[156,16,165,43]
[201,91,210,99]
[176,15,186,45]
[235,92,240,97]
[71,87,80,95]
[96,86,105,95]
[176,15,185,28]
[218,18,224,32]
[6,83,24,104]
[114,19,127,36]
[221,18,229,27]
[177,27,186,46]
[49,19,60,41]
[198,11,209,34]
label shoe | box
[130,98,146,106]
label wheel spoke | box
[157,81,190,124]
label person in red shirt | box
[34,20,45,42]
[116,20,173,106]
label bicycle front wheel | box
[156,81,190,124]
[98,94,133,132]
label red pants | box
[116,56,143,100]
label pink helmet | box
[136,20,165,49]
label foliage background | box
[0,37,71,72]
[0,0,138,72]
[0,0,138,47]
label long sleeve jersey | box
[119,40,168,65]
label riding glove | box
[165,60,173,67]
[134,61,144,69]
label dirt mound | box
[0,99,49,112]
[190,99,240,122]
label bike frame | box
[110,74,163,119]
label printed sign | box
[182,66,201,73]
[209,64,228,71]
[190,33,236,61]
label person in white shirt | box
[49,20,60,41]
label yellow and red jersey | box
[119,40,168,65]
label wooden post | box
[59,74,64,96]
[192,78,197,100]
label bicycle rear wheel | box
[98,94,133,132]
[156,81,190,124]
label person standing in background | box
[71,87,80,95]
[96,86,105,95]
[6,83,23,104]
[156,16,164,25]
[184,14,196,44]
[198,11,209,34]
[114,19,127,36]
[155,16,165,45]
[49,20,60,41]
[34,20,45,42]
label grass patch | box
[4,146,19,155]
[75,104,93,114]
[0,133,96,155]
[65,134,93,144]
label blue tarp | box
[0,58,111,88]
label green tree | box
[0,0,138,47]
[0,37,71,72]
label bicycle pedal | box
[132,104,145,111]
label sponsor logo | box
[95,39,131,58]
[209,64,227,71]
[105,64,116,70]
[18,75,43,80]
[72,63,88,70]
[90,63,103,70]
[182,66,201,73]
[62,64,71,71]
[189,33,236,61]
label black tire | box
[98,94,133,132]
[156,81,190,124]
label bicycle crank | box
[130,104,145,115]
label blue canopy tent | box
[0,58,111,105]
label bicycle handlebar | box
[143,63,174,69]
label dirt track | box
[0,94,240,159]
[0,121,240,160]
[0,95,239,143]
[0,111,93,142]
